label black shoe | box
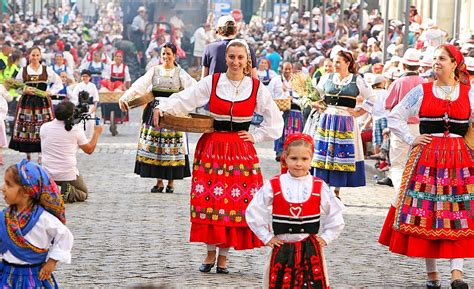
[216,266,229,274]
[151,186,164,193]
[451,279,469,289]
[426,280,441,289]
[376,177,393,187]
[166,186,174,193]
[199,262,215,273]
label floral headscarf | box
[17,159,66,224]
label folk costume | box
[86,61,105,89]
[100,55,131,123]
[157,72,283,250]
[9,65,62,153]
[0,160,73,288]
[379,79,474,259]
[120,65,196,180]
[273,76,305,157]
[310,73,375,187]
[247,135,344,289]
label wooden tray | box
[121,91,155,109]
[99,92,123,103]
[159,113,214,133]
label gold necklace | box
[227,74,245,95]
[435,80,457,101]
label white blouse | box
[388,83,474,145]
[246,173,345,245]
[15,65,63,95]
[120,66,196,103]
[317,73,375,113]
[2,210,74,265]
[157,74,284,143]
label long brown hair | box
[336,50,357,74]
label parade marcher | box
[253,58,278,126]
[201,15,258,78]
[310,50,375,199]
[100,50,131,124]
[366,73,388,155]
[119,42,196,193]
[274,62,304,162]
[384,48,425,193]
[379,44,474,289]
[0,51,21,133]
[40,102,103,203]
[80,50,106,89]
[246,133,344,289]
[153,40,283,273]
[51,52,72,79]
[9,47,62,162]
[51,71,74,109]
[0,160,73,288]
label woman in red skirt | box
[153,39,284,273]
[379,44,474,289]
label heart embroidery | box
[290,206,302,217]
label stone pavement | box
[0,108,473,289]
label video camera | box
[72,90,95,129]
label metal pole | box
[382,0,390,63]
[278,0,282,26]
[454,0,461,40]
[40,0,43,18]
[340,0,344,22]
[358,0,363,37]
[403,0,409,53]
[322,0,326,36]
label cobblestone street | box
[1,109,473,289]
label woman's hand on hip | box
[39,259,57,281]
[266,236,284,249]
[153,108,163,127]
[238,131,255,143]
[412,134,432,146]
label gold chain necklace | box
[435,80,457,101]
[227,74,245,95]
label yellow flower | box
[212,214,219,221]
[206,208,213,213]
[244,171,249,176]
[235,216,242,222]
[230,210,236,216]
[191,212,196,218]
[224,198,229,204]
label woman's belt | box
[325,94,357,108]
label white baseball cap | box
[402,48,421,66]
[217,15,236,28]
[367,37,377,47]
[365,73,385,85]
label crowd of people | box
[0,1,473,288]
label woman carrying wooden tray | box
[153,39,283,274]
[119,42,196,193]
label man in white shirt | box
[131,6,147,52]
[62,44,75,75]
[40,102,103,203]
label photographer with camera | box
[40,101,103,203]
[72,70,99,138]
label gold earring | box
[450,70,455,79]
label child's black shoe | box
[198,262,215,273]
[426,280,441,289]
[451,279,468,289]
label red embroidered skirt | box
[189,131,263,250]
[269,235,328,289]
[379,136,474,258]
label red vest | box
[270,175,322,235]
[419,82,470,136]
[110,63,126,83]
[208,73,259,131]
